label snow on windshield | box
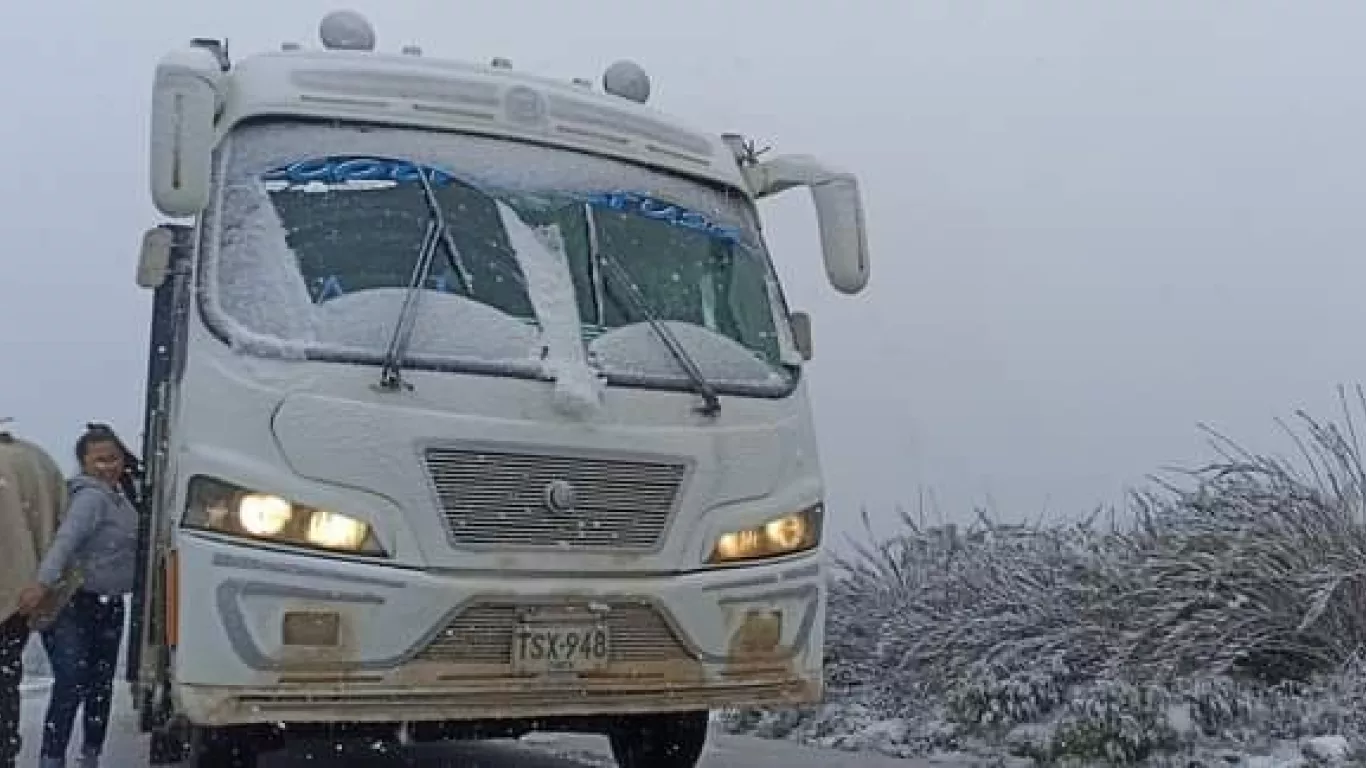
[590,323,789,387]
[494,202,604,415]
[207,175,317,360]
[312,288,539,361]
[203,120,797,394]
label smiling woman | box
[24,425,140,768]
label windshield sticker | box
[313,275,346,302]
[261,160,742,246]
[262,156,456,193]
[582,190,742,245]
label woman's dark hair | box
[76,423,129,464]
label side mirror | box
[149,47,223,218]
[745,154,870,295]
[790,311,813,360]
[136,227,177,289]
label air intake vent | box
[423,447,689,552]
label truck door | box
[128,223,195,731]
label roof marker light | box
[319,10,376,51]
[603,60,650,104]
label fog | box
[4,1,1364,542]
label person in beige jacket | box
[0,420,66,768]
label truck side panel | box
[129,224,195,728]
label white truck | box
[128,11,870,767]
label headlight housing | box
[184,476,387,557]
[708,504,823,564]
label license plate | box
[512,623,611,675]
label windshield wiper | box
[589,211,721,417]
[378,170,456,391]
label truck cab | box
[128,11,870,767]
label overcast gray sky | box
[4,1,1364,539]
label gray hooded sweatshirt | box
[36,474,138,597]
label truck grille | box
[423,447,688,552]
[413,599,696,666]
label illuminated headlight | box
[708,504,823,564]
[185,477,387,556]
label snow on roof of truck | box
[213,11,750,192]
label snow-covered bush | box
[725,390,1366,764]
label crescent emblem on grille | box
[543,479,578,514]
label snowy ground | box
[14,676,927,767]
[14,673,1355,768]
[718,697,1356,767]
[17,676,1351,767]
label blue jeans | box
[39,591,125,760]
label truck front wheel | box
[147,727,186,765]
[186,727,259,768]
[607,711,709,768]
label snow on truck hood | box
[265,379,806,569]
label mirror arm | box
[745,153,870,295]
[744,154,856,200]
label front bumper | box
[177,675,816,726]
[171,535,826,726]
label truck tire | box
[186,728,259,768]
[608,711,709,768]
[147,728,186,764]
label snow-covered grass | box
[723,390,1366,766]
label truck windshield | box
[201,120,797,395]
